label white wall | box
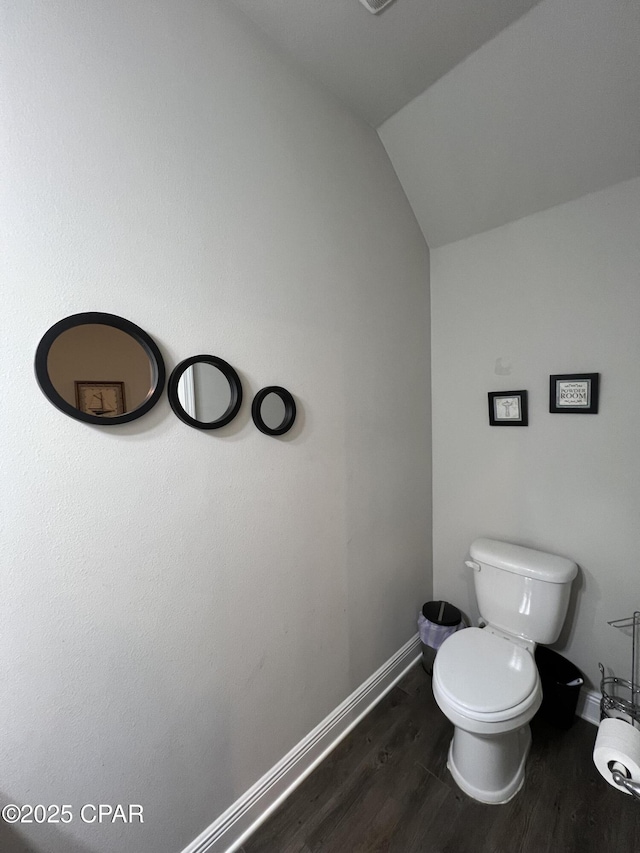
[0,2,431,852]
[431,177,640,690]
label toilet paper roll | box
[593,717,640,794]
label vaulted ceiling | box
[226,0,640,247]
[226,0,543,128]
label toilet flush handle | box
[465,560,481,572]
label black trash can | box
[418,600,463,675]
[534,646,584,729]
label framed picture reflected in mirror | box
[75,381,126,417]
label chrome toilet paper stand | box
[599,611,640,800]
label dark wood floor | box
[242,662,640,853]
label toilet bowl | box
[432,538,577,804]
[433,627,542,803]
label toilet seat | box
[433,627,539,720]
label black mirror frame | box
[35,312,166,426]
[252,386,296,436]
[168,355,243,430]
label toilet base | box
[447,724,531,804]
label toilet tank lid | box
[470,538,578,583]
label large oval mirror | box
[252,386,296,436]
[168,355,243,430]
[35,312,166,425]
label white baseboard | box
[576,687,600,726]
[182,634,421,853]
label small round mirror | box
[260,393,287,430]
[168,355,243,429]
[252,386,296,436]
[35,312,165,425]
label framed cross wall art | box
[488,390,528,426]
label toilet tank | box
[469,538,578,644]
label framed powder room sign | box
[549,373,599,414]
[488,390,528,426]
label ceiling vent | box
[357,0,396,14]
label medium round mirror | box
[252,386,296,436]
[168,355,243,429]
[35,312,166,425]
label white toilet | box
[432,538,577,805]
